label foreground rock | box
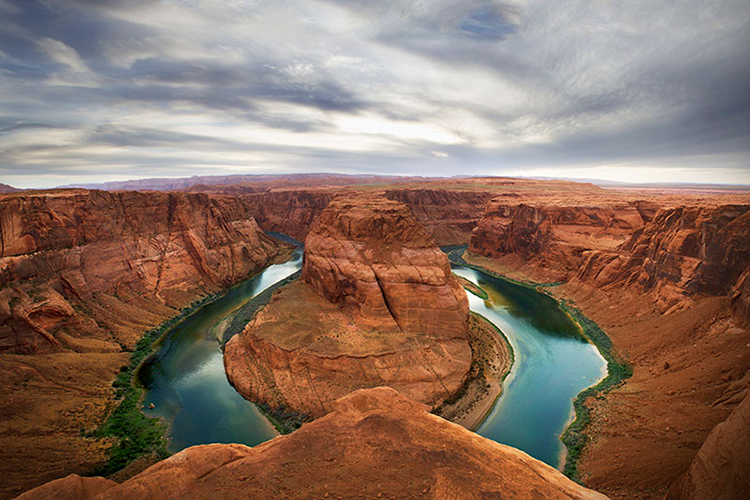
[18,388,608,499]
[225,193,471,417]
[666,390,750,499]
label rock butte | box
[224,193,471,417]
[18,388,608,500]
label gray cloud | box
[0,0,749,187]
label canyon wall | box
[468,200,656,281]
[0,190,288,354]
[18,388,608,500]
[575,204,750,314]
[225,193,471,417]
[384,188,493,245]
[468,199,750,498]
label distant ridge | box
[0,183,21,194]
[58,173,433,191]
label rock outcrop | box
[0,190,288,353]
[575,205,750,314]
[468,201,653,281]
[385,188,494,245]
[666,390,750,499]
[18,388,608,500]
[225,193,471,417]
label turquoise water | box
[452,265,607,468]
[136,244,303,453]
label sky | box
[0,0,749,189]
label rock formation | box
[0,190,288,354]
[18,388,608,500]
[224,193,471,417]
[666,390,750,499]
[468,201,654,281]
[575,205,750,314]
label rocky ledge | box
[18,387,608,499]
[224,193,472,417]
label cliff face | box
[385,188,494,245]
[241,189,335,241]
[18,387,608,500]
[576,205,750,314]
[225,194,471,417]
[468,201,652,280]
[302,194,469,336]
[0,190,287,354]
[666,390,750,499]
[237,187,493,246]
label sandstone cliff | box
[666,390,750,499]
[468,201,654,281]
[0,190,287,354]
[18,388,608,500]
[225,193,471,417]
[575,205,750,314]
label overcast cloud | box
[0,0,748,188]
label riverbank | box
[454,248,631,483]
[88,246,297,480]
[434,312,513,431]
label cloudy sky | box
[1,0,749,188]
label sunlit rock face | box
[19,388,609,500]
[0,190,286,354]
[225,193,471,417]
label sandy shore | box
[435,311,513,431]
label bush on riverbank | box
[88,294,218,477]
[559,301,632,482]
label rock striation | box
[0,190,288,354]
[575,205,750,314]
[666,390,750,499]
[224,193,471,417]
[18,387,609,500]
[468,201,654,281]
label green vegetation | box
[88,293,219,477]
[254,402,311,435]
[559,301,632,483]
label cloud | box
[0,0,748,188]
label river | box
[137,244,606,469]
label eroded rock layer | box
[575,205,750,314]
[666,390,750,499]
[225,193,471,417]
[468,201,655,281]
[19,388,608,500]
[0,190,287,354]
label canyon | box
[2,175,749,499]
[224,193,473,417]
[0,189,291,497]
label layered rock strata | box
[225,194,471,417]
[468,201,656,281]
[666,390,750,499]
[19,388,608,500]
[575,205,750,315]
[0,190,287,354]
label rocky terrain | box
[19,387,607,500]
[0,189,290,498]
[225,193,472,417]
[467,199,750,498]
[3,175,750,498]
[666,390,750,499]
